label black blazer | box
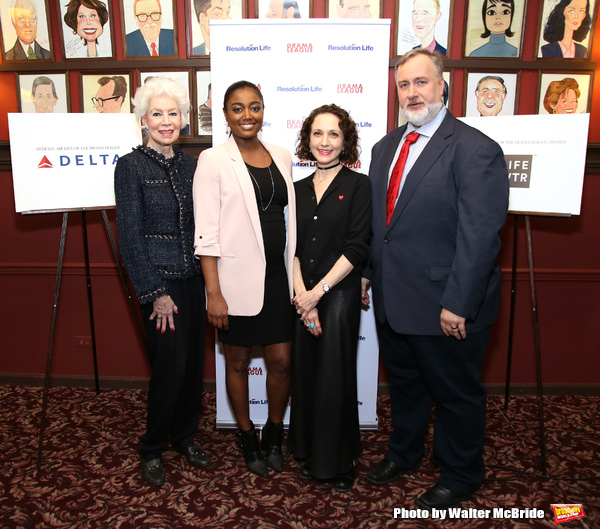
[367,111,509,335]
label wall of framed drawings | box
[0,0,599,144]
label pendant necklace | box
[246,149,275,212]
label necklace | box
[316,161,341,171]
[246,149,275,212]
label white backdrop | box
[210,19,391,428]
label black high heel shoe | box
[261,419,284,472]
[332,461,356,492]
[236,421,269,478]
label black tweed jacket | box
[114,145,202,305]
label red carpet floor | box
[0,386,598,528]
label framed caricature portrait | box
[195,69,213,136]
[188,0,246,56]
[257,0,311,19]
[58,0,115,59]
[140,69,192,135]
[535,0,597,59]
[0,0,52,61]
[16,72,69,113]
[396,0,452,57]
[537,71,593,115]
[326,0,382,18]
[121,0,177,58]
[397,70,451,126]
[464,71,518,117]
[81,72,132,114]
[463,0,526,58]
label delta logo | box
[225,44,271,52]
[287,43,313,53]
[337,83,364,94]
[551,504,586,524]
[37,154,120,168]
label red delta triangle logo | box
[38,156,53,169]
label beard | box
[400,99,443,127]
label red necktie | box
[386,132,420,225]
[151,43,158,56]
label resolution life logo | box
[505,154,533,188]
[226,44,271,52]
[328,44,374,51]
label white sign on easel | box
[9,113,141,214]
[460,113,589,215]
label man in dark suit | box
[363,49,508,510]
[125,0,174,57]
[4,0,50,60]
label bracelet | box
[320,278,330,294]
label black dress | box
[217,162,295,346]
[288,166,372,479]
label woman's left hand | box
[301,308,321,336]
[293,289,322,316]
[150,295,178,334]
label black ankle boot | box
[236,422,269,478]
[261,419,284,472]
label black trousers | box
[288,287,362,479]
[376,319,491,494]
[140,276,206,460]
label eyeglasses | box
[136,12,162,22]
[91,95,120,107]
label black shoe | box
[299,462,313,480]
[261,419,284,472]
[140,457,165,487]
[236,421,269,478]
[175,444,212,468]
[417,484,474,511]
[366,458,421,485]
[332,464,355,492]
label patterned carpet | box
[0,386,598,528]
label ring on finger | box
[310,323,315,329]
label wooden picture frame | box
[463,0,526,59]
[58,0,115,59]
[1,0,53,61]
[16,71,70,113]
[187,0,247,56]
[257,0,312,19]
[139,69,193,136]
[535,0,597,60]
[80,71,132,114]
[463,70,519,117]
[121,0,177,58]
[325,0,382,18]
[537,71,594,115]
[195,68,213,137]
[395,0,453,57]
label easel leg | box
[101,210,146,343]
[525,215,548,476]
[504,214,519,409]
[82,211,100,395]
[37,212,68,472]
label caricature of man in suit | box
[411,0,446,55]
[475,75,507,117]
[4,0,50,60]
[92,76,127,113]
[126,0,174,56]
[31,76,58,113]
[193,0,231,55]
[363,49,508,510]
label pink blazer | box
[193,136,296,316]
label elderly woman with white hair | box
[114,76,211,487]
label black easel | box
[36,209,144,472]
[503,211,570,477]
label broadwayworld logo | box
[551,504,586,524]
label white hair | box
[131,76,190,130]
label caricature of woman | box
[469,0,518,57]
[64,0,110,58]
[543,78,580,114]
[541,0,591,58]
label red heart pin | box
[339,195,344,200]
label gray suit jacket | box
[367,111,509,335]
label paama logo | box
[38,156,53,168]
[551,504,586,524]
